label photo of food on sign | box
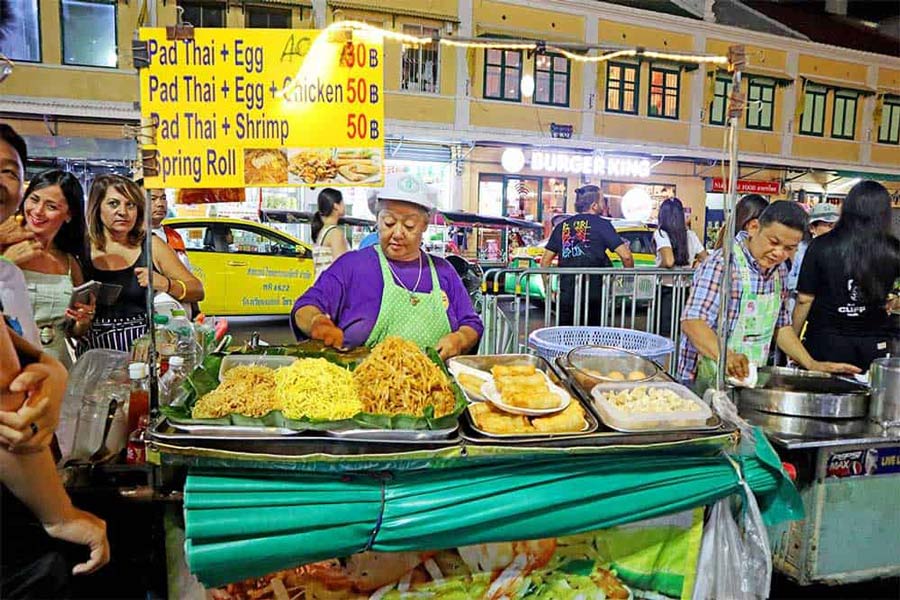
[244,149,289,184]
[176,188,246,205]
[288,148,383,185]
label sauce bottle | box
[127,362,150,434]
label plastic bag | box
[705,388,756,453]
[693,468,773,600]
[57,348,130,460]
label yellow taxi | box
[163,217,314,315]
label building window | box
[831,90,858,140]
[534,53,569,107]
[709,76,733,125]
[61,0,117,67]
[401,24,440,94]
[649,66,680,119]
[799,84,826,136]
[878,97,900,145]
[0,0,41,62]
[179,1,225,28]
[484,49,521,102]
[746,78,775,131]
[606,62,638,114]
[245,6,291,28]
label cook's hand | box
[3,239,43,266]
[436,332,465,360]
[310,316,344,349]
[44,508,110,575]
[725,351,750,380]
[0,360,67,452]
[809,360,862,376]
[0,215,34,249]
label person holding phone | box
[79,175,203,355]
[5,170,94,368]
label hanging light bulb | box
[520,74,535,98]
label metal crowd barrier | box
[479,267,696,374]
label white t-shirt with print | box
[653,229,705,267]
[0,258,40,346]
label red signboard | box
[711,178,781,195]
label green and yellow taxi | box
[163,217,314,315]
[504,220,656,299]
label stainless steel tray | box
[555,358,722,433]
[452,354,600,441]
[166,421,458,441]
[736,367,869,418]
[741,408,868,439]
[150,418,461,455]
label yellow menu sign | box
[139,28,384,188]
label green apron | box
[695,245,782,392]
[366,246,452,348]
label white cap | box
[169,356,185,368]
[129,362,148,379]
[376,173,435,212]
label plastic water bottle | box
[167,309,197,370]
[159,355,188,406]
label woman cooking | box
[292,173,482,359]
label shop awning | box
[330,0,459,23]
[833,170,900,183]
[180,435,802,587]
[434,210,544,231]
[710,66,794,86]
[800,75,877,96]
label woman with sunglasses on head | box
[78,175,203,356]
[3,170,92,368]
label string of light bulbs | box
[327,20,732,67]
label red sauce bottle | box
[127,362,150,434]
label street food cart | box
[733,368,900,585]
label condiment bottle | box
[126,415,150,465]
[127,362,150,434]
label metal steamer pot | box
[735,367,870,418]
[870,357,900,429]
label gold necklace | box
[385,252,424,306]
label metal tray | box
[451,354,600,442]
[166,421,459,441]
[736,367,869,418]
[149,418,461,455]
[555,358,722,433]
[556,355,671,400]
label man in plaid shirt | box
[678,201,859,386]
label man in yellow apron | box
[677,201,859,391]
[291,173,482,359]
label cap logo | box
[398,175,421,194]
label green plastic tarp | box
[183,434,802,587]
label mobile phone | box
[70,281,101,308]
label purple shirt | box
[292,247,484,348]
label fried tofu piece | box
[494,373,546,394]
[469,402,533,434]
[532,402,585,433]
[502,389,561,409]
[491,365,537,378]
[457,372,490,397]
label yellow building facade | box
[2,0,899,233]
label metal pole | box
[715,65,743,392]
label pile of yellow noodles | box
[353,337,456,417]
[192,365,278,418]
[274,358,363,420]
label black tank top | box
[90,245,150,319]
